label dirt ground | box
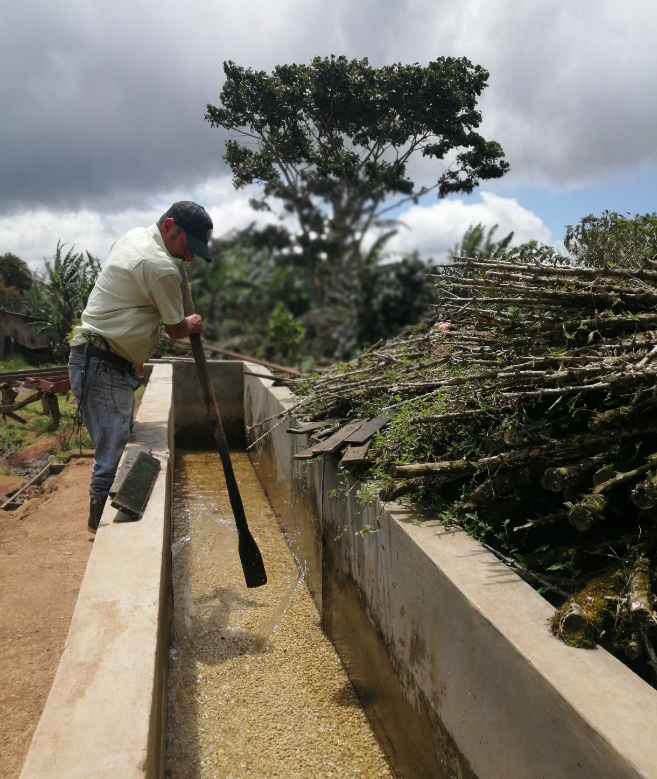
[0,475,27,505]
[6,435,61,469]
[0,457,94,779]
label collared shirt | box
[70,224,185,365]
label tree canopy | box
[563,210,657,269]
[206,55,509,306]
[0,252,32,293]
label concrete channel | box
[19,361,657,778]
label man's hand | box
[164,314,204,340]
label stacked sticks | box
[296,253,657,687]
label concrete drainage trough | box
[19,361,657,779]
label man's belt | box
[71,343,134,370]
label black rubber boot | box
[88,495,108,535]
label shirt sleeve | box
[149,273,185,325]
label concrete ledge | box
[20,364,174,779]
[245,371,657,779]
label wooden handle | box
[179,264,249,534]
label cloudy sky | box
[1,0,656,270]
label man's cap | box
[165,201,213,262]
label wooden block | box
[111,452,160,520]
[339,440,372,467]
[294,419,365,460]
[343,416,391,445]
[40,377,71,393]
[109,445,153,498]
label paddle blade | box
[238,527,267,588]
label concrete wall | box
[19,365,174,779]
[172,360,245,448]
[245,370,657,779]
[19,361,657,779]
[244,365,323,607]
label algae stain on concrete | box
[166,451,393,779]
[409,627,428,667]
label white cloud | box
[387,192,551,262]
[0,184,549,272]
[0,180,273,271]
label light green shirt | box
[70,224,185,365]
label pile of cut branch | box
[293,253,657,687]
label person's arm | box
[149,273,204,340]
[164,315,203,340]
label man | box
[69,201,212,534]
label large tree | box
[206,55,509,307]
[0,252,32,293]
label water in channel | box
[167,451,393,779]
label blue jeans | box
[69,349,140,499]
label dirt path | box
[0,458,94,779]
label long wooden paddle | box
[179,264,267,588]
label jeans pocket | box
[69,364,83,403]
[98,364,137,413]
[126,368,140,392]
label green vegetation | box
[24,241,101,357]
[451,222,514,259]
[564,210,657,268]
[293,211,657,688]
[1,423,28,455]
[189,228,437,365]
[0,355,30,371]
[0,373,96,469]
[0,242,100,364]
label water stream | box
[166,451,393,779]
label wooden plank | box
[309,426,339,444]
[0,367,68,383]
[0,390,43,415]
[293,419,365,460]
[47,394,60,426]
[111,452,160,520]
[109,445,153,498]
[40,378,70,393]
[338,440,372,468]
[4,412,27,424]
[343,416,391,445]
[286,421,326,435]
